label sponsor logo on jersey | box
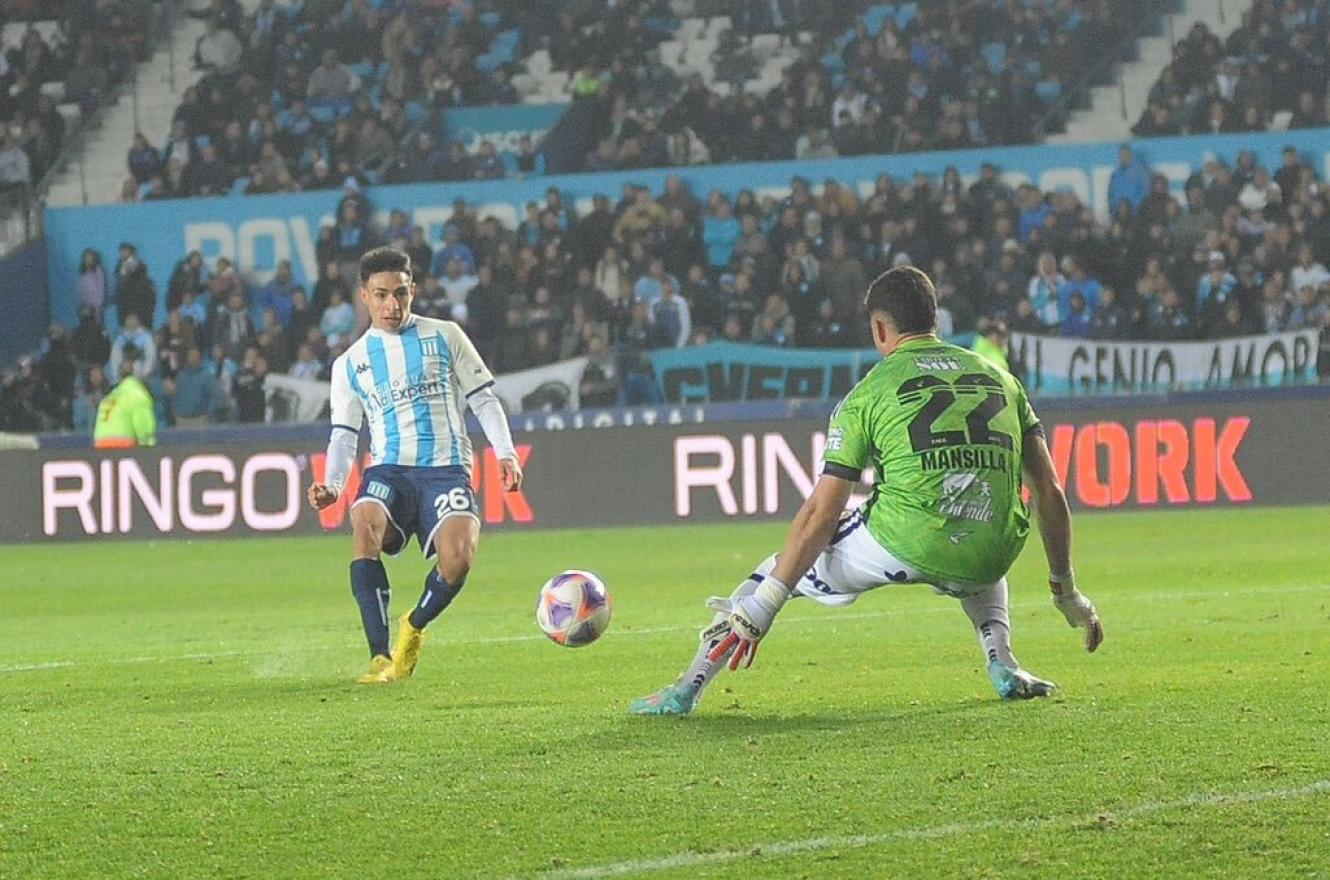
[914,356,962,371]
[825,427,845,451]
[371,377,447,408]
[938,472,995,523]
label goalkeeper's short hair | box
[864,266,938,334]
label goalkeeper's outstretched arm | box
[1021,432,1104,652]
[768,475,856,587]
[705,475,854,670]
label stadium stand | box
[0,0,160,239]
[1134,1,1330,137]
[6,141,1329,432]
[93,0,1158,202]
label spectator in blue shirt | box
[1060,291,1092,337]
[127,133,162,184]
[167,346,216,427]
[384,209,413,245]
[277,98,315,141]
[513,134,545,178]
[1108,144,1149,214]
[634,259,678,308]
[1017,184,1051,242]
[1057,257,1102,321]
[1196,252,1236,305]
[471,140,506,181]
[255,260,298,327]
[431,224,477,277]
[517,203,543,248]
[178,287,208,328]
[1289,285,1328,330]
[702,199,741,270]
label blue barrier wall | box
[0,241,50,365]
[441,103,564,160]
[42,127,1330,329]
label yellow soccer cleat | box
[389,614,425,680]
[356,654,393,684]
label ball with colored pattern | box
[536,570,613,647]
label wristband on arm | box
[1048,569,1075,596]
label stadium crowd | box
[117,0,1130,201]
[1133,1,1330,138]
[582,0,1132,171]
[0,0,156,192]
[6,143,1330,434]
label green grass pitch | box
[1,508,1328,879]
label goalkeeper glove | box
[1049,570,1104,653]
[703,576,791,670]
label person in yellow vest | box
[94,357,157,448]
[971,317,1011,373]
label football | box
[536,570,613,647]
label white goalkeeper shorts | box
[788,508,1003,607]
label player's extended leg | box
[386,514,479,681]
[349,502,394,683]
[629,554,777,716]
[958,579,1057,700]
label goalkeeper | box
[631,267,1103,716]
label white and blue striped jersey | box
[329,316,494,471]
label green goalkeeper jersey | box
[823,336,1041,585]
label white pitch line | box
[0,582,1326,675]
[0,661,76,672]
[545,779,1330,879]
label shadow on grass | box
[574,698,1011,751]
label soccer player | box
[631,266,1103,715]
[307,246,522,683]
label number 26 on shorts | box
[434,487,474,518]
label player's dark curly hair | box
[864,266,938,334]
[359,246,413,284]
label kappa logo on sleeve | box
[355,362,372,375]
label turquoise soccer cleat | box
[987,660,1058,700]
[628,684,698,716]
